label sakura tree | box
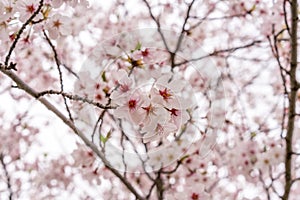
[0,0,299,199]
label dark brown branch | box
[267,34,289,138]
[291,177,300,184]
[42,30,78,78]
[142,0,171,53]
[4,0,44,69]
[189,12,250,31]
[120,132,128,175]
[43,30,74,122]
[292,151,300,156]
[258,169,271,200]
[155,171,164,200]
[268,36,289,94]
[113,116,155,182]
[174,40,262,66]
[282,0,298,199]
[37,90,114,109]
[283,0,291,36]
[146,182,156,199]
[0,67,146,200]
[161,160,182,174]
[174,0,196,55]
[91,111,105,144]
[268,167,283,199]
[0,153,13,200]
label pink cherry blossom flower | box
[166,107,190,128]
[110,69,134,102]
[94,82,108,105]
[74,71,95,98]
[113,90,145,125]
[64,0,89,7]
[46,14,72,39]
[151,74,186,107]
[142,122,177,143]
[139,96,169,133]
[0,20,10,42]
[71,146,95,168]
[165,182,210,200]
[256,146,284,170]
[50,0,64,8]
[16,0,43,22]
[0,0,15,22]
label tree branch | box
[0,67,146,200]
[4,0,44,69]
[174,40,262,66]
[43,30,74,122]
[174,0,196,54]
[282,0,298,199]
[155,171,164,200]
[37,89,115,109]
[142,0,171,53]
[0,153,13,200]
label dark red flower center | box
[168,108,179,116]
[128,99,137,109]
[53,20,62,28]
[159,88,172,100]
[191,193,199,200]
[142,48,149,57]
[142,104,153,115]
[26,5,35,13]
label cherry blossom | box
[110,69,134,102]
[0,0,14,22]
[45,14,72,39]
[113,89,145,125]
[16,0,42,22]
[0,0,299,199]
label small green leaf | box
[135,42,142,51]
[100,130,111,144]
[100,134,108,144]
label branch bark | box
[283,0,298,199]
[0,67,146,200]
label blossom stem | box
[4,0,44,69]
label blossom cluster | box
[0,0,298,199]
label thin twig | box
[4,0,44,69]
[0,153,13,200]
[43,31,74,122]
[283,0,291,36]
[174,40,263,66]
[292,151,300,156]
[174,0,196,55]
[0,67,145,200]
[258,169,271,200]
[37,89,114,109]
[267,35,289,138]
[291,177,300,184]
[161,160,182,174]
[142,0,171,53]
